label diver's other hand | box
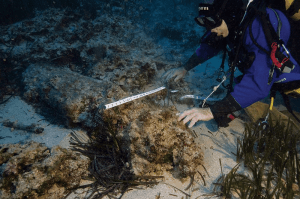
[211,19,229,38]
[162,67,187,82]
[178,108,214,128]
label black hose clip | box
[216,68,225,82]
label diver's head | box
[195,0,245,37]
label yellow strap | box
[270,97,274,111]
[285,88,300,95]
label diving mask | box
[195,3,222,30]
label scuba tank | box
[285,0,300,21]
[266,0,300,21]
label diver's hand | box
[178,108,214,128]
[211,19,229,38]
[162,67,187,82]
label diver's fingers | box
[178,112,188,122]
[188,116,200,128]
[165,73,175,81]
[163,69,176,78]
[162,70,171,78]
[182,113,197,125]
[178,113,185,122]
[211,28,217,33]
[182,114,194,124]
[178,109,197,123]
[174,74,181,82]
[211,28,221,36]
[163,71,174,81]
[178,109,197,121]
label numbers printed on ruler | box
[105,86,166,109]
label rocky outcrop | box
[0,141,89,199]
[103,99,204,178]
[22,61,168,127]
[22,64,106,127]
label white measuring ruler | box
[105,86,166,109]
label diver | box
[162,0,300,128]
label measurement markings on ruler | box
[105,86,166,109]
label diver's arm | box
[163,34,224,81]
[183,53,202,71]
[184,42,223,71]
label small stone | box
[34,127,44,134]
[292,183,299,192]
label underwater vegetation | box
[69,115,164,199]
[69,93,204,198]
[213,116,300,199]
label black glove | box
[210,94,242,127]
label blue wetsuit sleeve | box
[231,53,274,108]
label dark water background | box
[1,0,206,63]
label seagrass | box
[213,114,300,198]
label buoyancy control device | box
[239,0,300,123]
[198,0,300,123]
